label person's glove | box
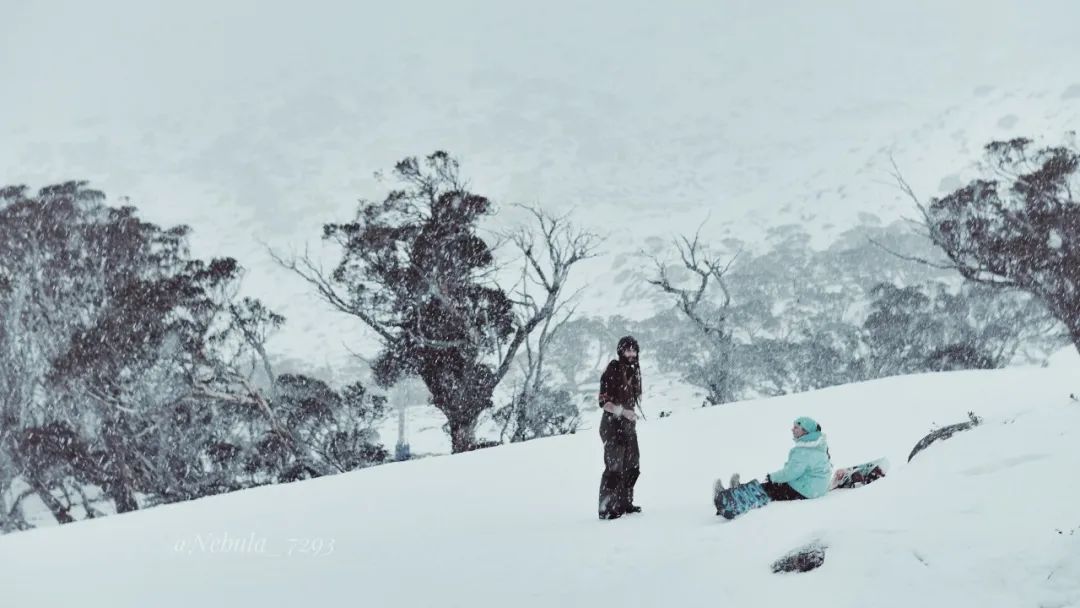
[622,408,637,422]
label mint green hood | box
[769,431,832,498]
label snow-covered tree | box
[278,152,597,452]
[648,228,741,405]
[903,137,1080,355]
[0,182,386,529]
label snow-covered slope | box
[5,0,1080,367]
[2,356,1078,607]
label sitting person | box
[718,416,833,501]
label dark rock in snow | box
[907,412,982,462]
[772,543,826,573]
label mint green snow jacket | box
[769,430,832,499]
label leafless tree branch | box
[491,206,601,388]
[268,245,398,344]
[646,226,739,335]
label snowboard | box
[714,479,771,520]
[830,457,888,490]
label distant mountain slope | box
[3,0,1079,367]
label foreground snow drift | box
[1,363,1078,607]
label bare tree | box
[273,153,599,451]
[497,206,600,392]
[508,207,593,387]
[494,211,588,441]
[647,225,741,404]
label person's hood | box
[617,335,640,362]
[795,416,820,434]
[793,430,826,448]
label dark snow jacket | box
[598,359,642,410]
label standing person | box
[598,336,642,520]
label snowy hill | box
[5,0,1080,368]
[2,356,1078,607]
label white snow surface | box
[2,358,1079,607]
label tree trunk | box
[109,484,139,514]
[28,477,74,524]
[12,438,73,524]
[448,413,479,453]
[102,427,140,514]
[424,367,493,453]
[1069,315,1080,357]
[705,332,736,405]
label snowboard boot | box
[599,510,623,521]
[713,478,726,515]
[624,504,642,514]
[714,477,725,495]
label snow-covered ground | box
[2,352,1077,607]
[5,0,1080,368]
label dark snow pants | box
[598,411,640,516]
[761,481,807,502]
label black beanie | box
[617,336,640,356]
